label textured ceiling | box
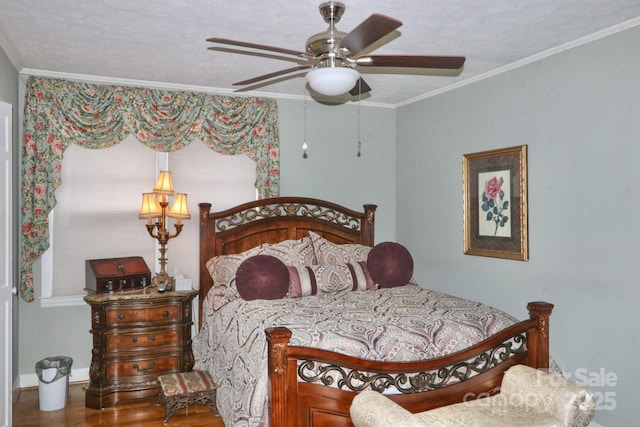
[1,1,639,106]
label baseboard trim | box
[12,377,21,405]
[19,367,89,388]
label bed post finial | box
[527,301,554,370]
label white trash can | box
[35,356,73,411]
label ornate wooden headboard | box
[198,197,377,327]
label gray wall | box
[277,98,396,243]
[0,44,19,389]
[396,25,640,425]
[16,98,398,376]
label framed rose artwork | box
[463,145,528,261]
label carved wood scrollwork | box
[527,301,553,339]
[89,347,103,382]
[366,210,375,225]
[273,342,288,374]
[215,203,362,232]
[297,334,527,393]
[538,317,549,339]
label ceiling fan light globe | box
[306,67,359,96]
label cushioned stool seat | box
[157,371,218,424]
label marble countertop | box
[84,287,198,302]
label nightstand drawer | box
[106,329,180,352]
[106,354,181,379]
[106,303,179,325]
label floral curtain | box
[20,76,280,302]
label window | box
[40,136,256,304]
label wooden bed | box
[198,197,553,427]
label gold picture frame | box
[463,145,528,261]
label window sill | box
[39,294,86,308]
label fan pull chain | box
[357,79,362,157]
[302,92,308,158]
[357,103,361,157]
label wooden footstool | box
[157,371,218,424]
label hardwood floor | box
[13,383,225,427]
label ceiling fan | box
[206,1,466,97]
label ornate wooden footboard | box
[266,301,553,427]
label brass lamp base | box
[153,273,174,292]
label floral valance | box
[20,75,280,302]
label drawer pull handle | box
[118,313,125,321]
[150,335,156,341]
[132,337,138,343]
[163,311,169,317]
[132,362,156,373]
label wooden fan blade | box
[338,14,402,56]
[233,65,313,86]
[207,37,310,59]
[349,78,372,96]
[356,55,466,69]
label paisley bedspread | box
[192,284,518,427]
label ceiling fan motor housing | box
[306,30,348,60]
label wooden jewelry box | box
[85,256,151,294]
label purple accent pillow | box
[367,242,414,288]
[236,255,290,301]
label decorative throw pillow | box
[367,242,414,288]
[206,236,316,310]
[206,247,261,310]
[258,237,317,266]
[288,262,374,298]
[236,255,290,301]
[308,231,372,265]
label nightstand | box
[84,289,198,409]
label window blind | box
[50,137,256,297]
